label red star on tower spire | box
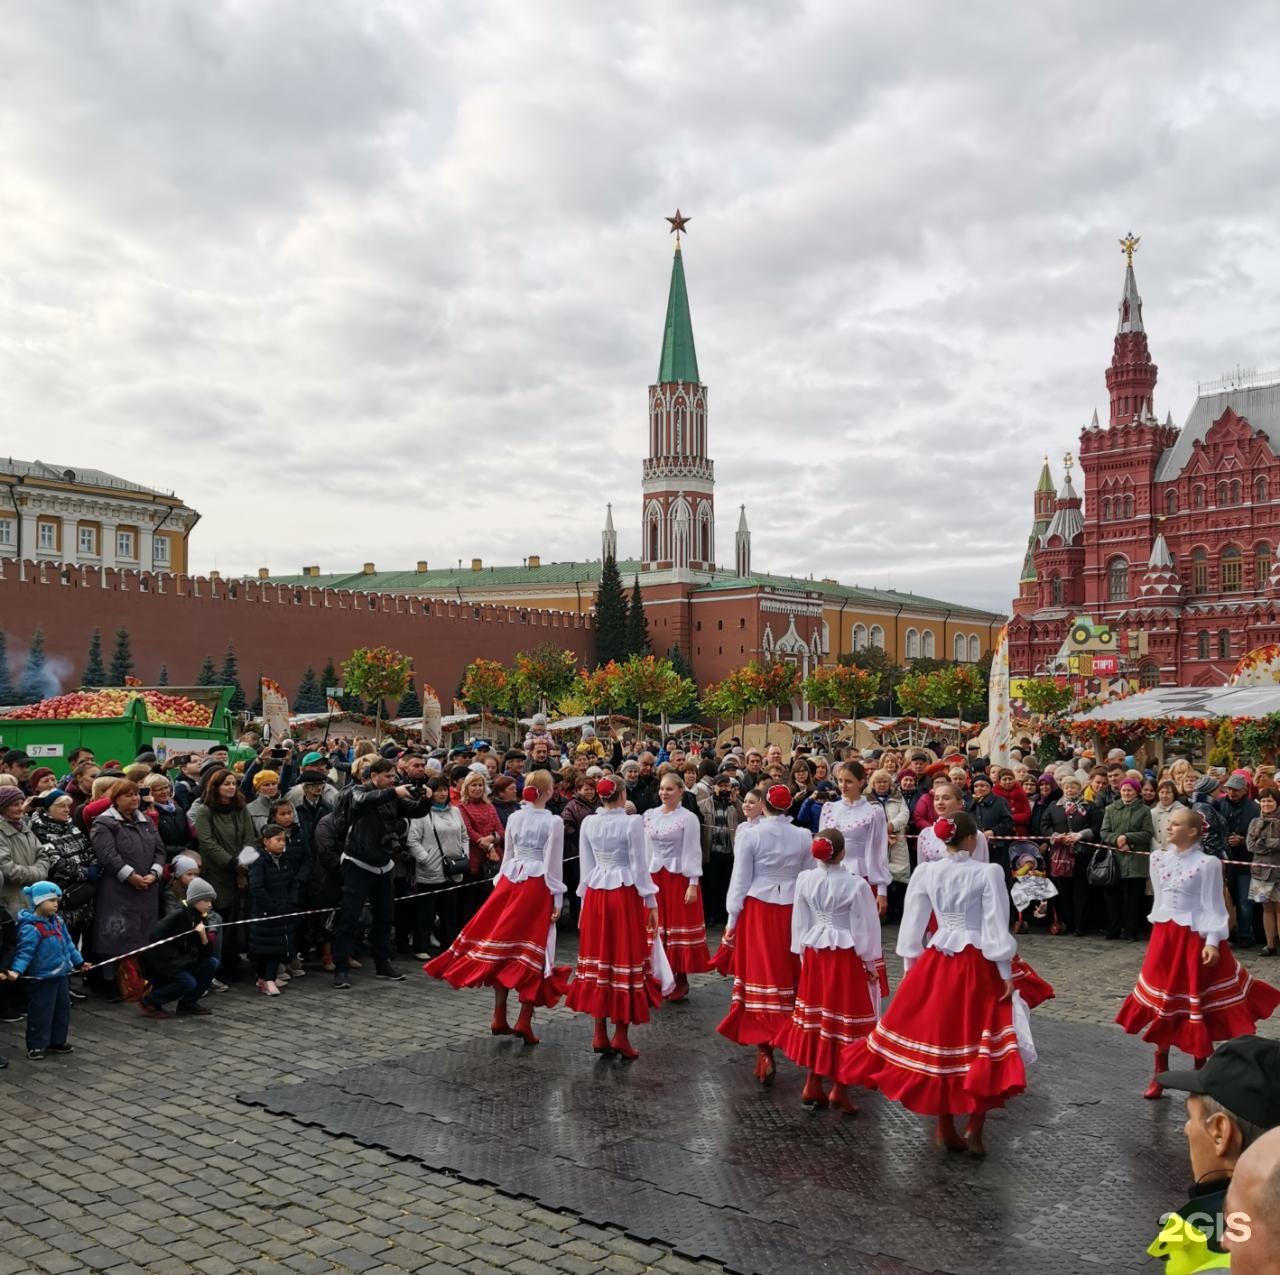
[665,209,691,242]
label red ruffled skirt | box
[1115,920,1280,1056]
[653,867,711,975]
[1012,955,1055,1010]
[424,875,570,1007]
[564,886,662,1024]
[715,898,801,1047]
[839,946,1026,1115]
[778,946,878,1076]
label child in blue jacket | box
[7,881,92,1060]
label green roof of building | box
[1036,458,1054,494]
[266,561,1001,620]
[657,244,700,384]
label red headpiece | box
[522,785,539,804]
[933,816,957,844]
[766,783,792,812]
[596,777,618,800]
[811,836,835,863]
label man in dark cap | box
[1146,1036,1280,1271]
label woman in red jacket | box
[995,769,1032,838]
[457,770,504,926]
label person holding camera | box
[331,759,432,990]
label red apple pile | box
[139,692,212,727]
[2,689,212,727]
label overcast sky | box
[4,2,1280,615]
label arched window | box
[1221,545,1243,592]
[1191,547,1208,594]
[1124,495,1135,519]
[852,623,867,652]
[646,504,661,562]
[1231,480,1242,505]
[1101,497,1113,521]
[1140,661,1160,688]
[1256,542,1272,585]
[1218,629,1231,660]
[1107,556,1129,601]
[1051,573,1063,605]
[921,630,935,658]
[968,634,980,662]
[1166,489,1178,515]
[1218,481,1229,506]
[1197,631,1210,660]
[954,633,966,661]
[1193,485,1205,510]
[905,628,920,660]
[869,625,884,650]
[1255,475,1269,504]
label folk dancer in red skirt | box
[778,829,881,1114]
[424,770,570,1044]
[841,812,1034,1157]
[714,783,812,1086]
[644,772,711,1001]
[564,777,672,1060]
[818,760,891,1005]
[1116,804,1280,1099]
[919,783,1054,1011]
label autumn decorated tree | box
[802,663,881,726]
[574,662,620,722]
[895,669,932,720]
[509,644,578,716]
[612,653,680,738]
[460,658,510,735]
[343,646,413,743]
[1019,678,1075,720]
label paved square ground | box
[3,926,1277,1274]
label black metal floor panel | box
[239,994,1190,1274]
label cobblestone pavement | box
[2,925,1277,1275]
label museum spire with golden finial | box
[1106,231,1158,425]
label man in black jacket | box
[332,759,432,989]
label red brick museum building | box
[1010,242,1280,686]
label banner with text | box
[260,678,290,741]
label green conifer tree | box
[626,577,651,656]
[156,663,170,686]
[83,627,107,685]
[219,641,245,712]
[195,655,217,686]
[594,554,628,666]
[295,666,324,712]
[0,633,16,706]
[667,644,695,682]
[396,683,423,717]
[18,626,48,703]
[109,627,134,684]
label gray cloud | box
[3,1,1280,613]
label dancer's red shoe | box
[513,1004,539,1046]
[490,1010,513,1036]
[800,1072,829,1108]
[828,1083,858,1115]
[666,973,690,1003]
[1144,1049,1170,1100]
[591,1018,613,1055]
[754,1045,776,1087]
[934,1115,966,1152]
[610,1025,639,1061]
[964,1114,987,1158]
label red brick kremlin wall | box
[0,559,593,701]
